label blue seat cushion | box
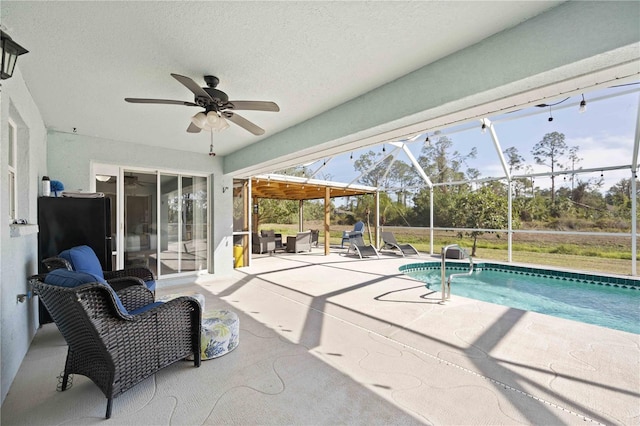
[59,245,105,279]
[145,279,156,292]
[44,269,128,315]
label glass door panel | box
[182,176,208,272]
[124,171,158,275]
[160,174,179,275]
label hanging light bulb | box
[382,144,386,153]
[425,134,430,143]
[548,106,554,122]
[349,152,353,161]
[481,122,487,133]
[579,94,587,113]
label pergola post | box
[324,187,330,255]
[299,199,304,232]
[375,191,380,248]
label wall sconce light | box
[222,186,229,193]
[0,30,29,80]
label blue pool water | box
[401,262,640,334]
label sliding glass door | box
[106,168,209,278]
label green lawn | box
[258,223,639,276]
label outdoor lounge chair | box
[341,221,365,247]
[346,234,379,259]
[252,232,276,254]
[286,231,312,253]
[30,269,201,419]
[261,229,284,251]
[380,231,419,257]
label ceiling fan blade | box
[186,122,202,133]
[125,98,198,107]
[227,101,280,112]
[171,73,213,101]
[225,112,265,135]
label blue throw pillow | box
[44,269,128,315]
[59,245,105,279]
[44,268,107,287]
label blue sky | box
[301,83,639,194]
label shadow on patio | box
[2,254,638,425]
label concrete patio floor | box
[2,250,639,425]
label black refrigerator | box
[37,196,113,324]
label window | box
[7,119,17,222]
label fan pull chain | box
[209,131,216,157]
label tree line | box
[259,132,638,254]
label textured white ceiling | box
[1,1,564,156]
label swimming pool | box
[400,262,640,334]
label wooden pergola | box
[251,174,379,255]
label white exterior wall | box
[1,68,48,402]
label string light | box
[579,94,587,113]
[382,144,386,153]
[349,152,353,161]
[425,134,430,143]
[481,122,487,133]
[548,106,553,122]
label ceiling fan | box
[124,74,280,135]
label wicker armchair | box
[30,272,201,419]
[286,231,312,253]
[252,232,275,254]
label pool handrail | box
[441,244,474,303]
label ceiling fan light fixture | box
[206,111,229,132]
[191,112,207,128]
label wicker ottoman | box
[188,309,240,360]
